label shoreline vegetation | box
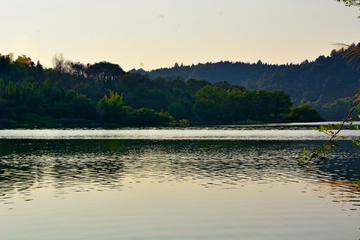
[4,49,358,128]
[0,119,330,129]
[0,119,284,129]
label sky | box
[2,0,360,71]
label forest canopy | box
[4,48,357,127]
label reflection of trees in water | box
[0,139,128,203]
[0,139,126,157]
[317,144,360,181]
[314,181,360,211]
[0,139,359,208]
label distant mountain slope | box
[131,60,274,86]
[256,54,360,104]
[131,45,360,106]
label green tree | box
[87,61,126,81]
[97,90,124,122]
[288,104,325,122]
[186,78,212,94]
[167,77,188,91]
[71,94,96,119]
[52,89,95,120]
[0,78,4,98]
[272,90,293,119]
[153,76,167,89]
[193,86,227,121]
[125,108,173,125]
[241,90,259,121]
[320,97,360,120]
[0,54,11,75]
[220,89,246,121]
[168,101,187,120]
[256,89,276,120]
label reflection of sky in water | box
[0,126,359,140]
[0,132,359,239]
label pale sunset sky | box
[2,0,360,71]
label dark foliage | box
[4,49,349,126]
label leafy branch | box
[336,0,360,18]
[336,0,360,7]
[298,91,360,170]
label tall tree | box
[97,90,124,122]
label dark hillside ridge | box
[130,43,360,108]
[131,60,275,86]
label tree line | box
[0,53,324,127]
[131,43,360,121]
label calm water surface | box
[0,124,359,240]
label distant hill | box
[130,60,274,87]
[130,44,360,110]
